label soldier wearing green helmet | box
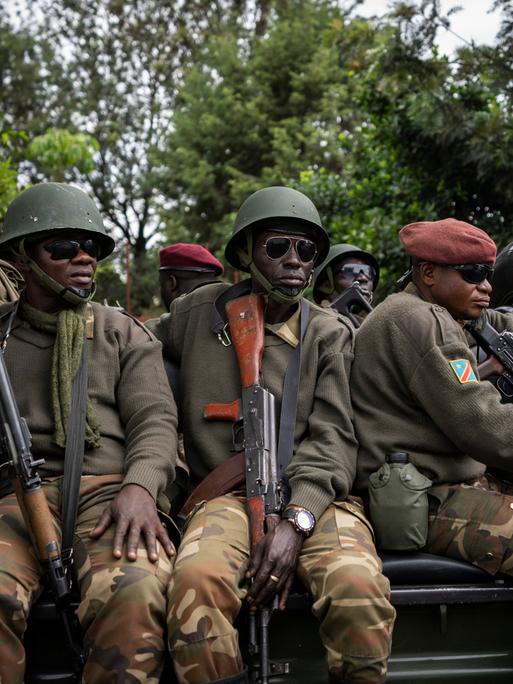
[150,186,395,684]
[0,181,115,305]
[313,243,380,316]
[225,185,330,304]
[0,183,178,683]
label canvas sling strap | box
[179,297,309,519]
[60,340,88,568]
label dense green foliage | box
[2,0,513,309]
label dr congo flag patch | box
[449,359,478,384]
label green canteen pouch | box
[368,461,432,551]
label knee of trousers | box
[167,556,242,636]
[79,564,167,626]
[312,559,394,627]
[0,588,30,630]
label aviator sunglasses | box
[336,263,376,281]
[43,239,102,261]
[447,263,494,284]
[261,236,318,264]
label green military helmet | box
[313,243,380,304]
[490,242,513,308]
[0,182,115,259]
[225,186,330,272]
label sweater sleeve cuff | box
[122,463,165,501]
[287,481,334,522]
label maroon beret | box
[399,218,496,265]
[159,243,224,275]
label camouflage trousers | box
[167,495,395,684]
[0,475,174,684]
[426,473,513,575]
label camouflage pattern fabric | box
[167,495,395,684]
[426,473,513,576]
[0,475,174,684]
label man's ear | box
[168,274,178,293]
[419,261,436,287]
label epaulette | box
[119,309,158,341]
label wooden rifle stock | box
[13,481,63,564]
[203,295,264,421]
[225,294,265,389]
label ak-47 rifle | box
[203,293,287,684]
[330,282,373,328]
[0,345,84,675]
[465,319,513,400]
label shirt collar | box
[265,305,301,348]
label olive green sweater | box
[2,302,177,500]
[150,282,357,521]
[351,286,513,493]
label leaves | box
[26,129,99,181]
[3,0,513,310]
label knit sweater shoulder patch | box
[173,281,228,315]
[305,299,355,352]
[382,293,465,356]
[90,302,157,345]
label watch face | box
[296,510,315,532]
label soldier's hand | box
[89,483,174,562]
[246,520,304,611]
[478,354,505,380]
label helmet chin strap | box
[237,233,310,305]
[15,239,95,306]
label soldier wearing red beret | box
[350,218,513,578]
[159,243,224,310]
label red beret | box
[159,243,224,275]
[399,218,496,265]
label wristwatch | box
[283,507,316,537]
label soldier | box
[0,183,178,683]
[158,243,224,510]
[313,243,379,308]
[150,187,395,684]
[159,242,224,310]
[351,218,513,575]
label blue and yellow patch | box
[449,359,478,384]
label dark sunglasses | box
[43,239,102,261]
[335,263,376,281]
[447,263,494,284]
[261,236,317,263]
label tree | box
[352,0,513,246]
[26,0,275,260]
[0,145,19,221]
[156,0,378,257]
[301,0,513,292]
[26,128,99,182]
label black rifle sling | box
[61,341,88,567]
[277,298,309,481]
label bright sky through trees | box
[358,0,502,54]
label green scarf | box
[19,299,101,449]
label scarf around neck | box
[19,299,100,449]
